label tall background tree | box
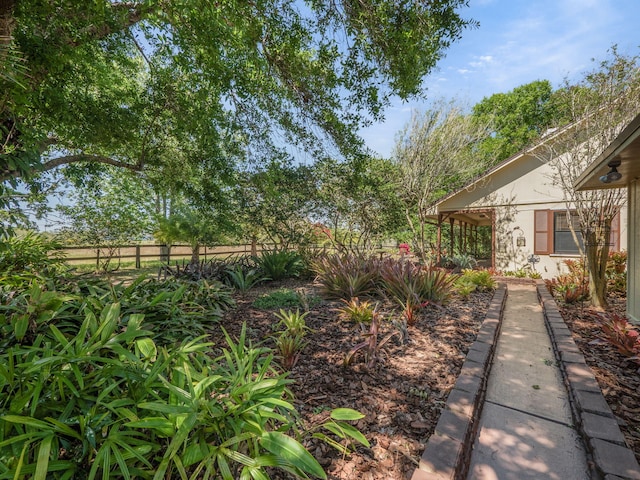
[56,167,156,270]
[235,162,319,251]
[315,156,405,252]
[472,80,558,163]
[1,1,476,220]
[393,99,494,259]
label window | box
[534,209,620,255]
[554,211,583,254]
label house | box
[428,124,626,279]
[575,113,640,323]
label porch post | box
[473,225,478,257]
[491,210,496,269]
[462,222,467,254]
[449,217,455,257]
[436,214,443,265]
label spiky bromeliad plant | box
[378,258,457,325]
[343,307,399,369]
[310,253,379,300]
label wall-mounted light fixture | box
[512,226,526,247]
[600,159,622,184]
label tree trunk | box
[584,228,610,309]
[191,244,200,265]
[0,1,16,45]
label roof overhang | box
[426,209,493,227]
[575,114,640,190]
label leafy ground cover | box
[219,278,494,480]
[558,294,640,463]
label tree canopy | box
[472,80,557,162]
[1,0,476,187]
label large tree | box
[472,80,557,162]
[315,156,405,252]
[393,99,493,259]
[235,162,319,250]
[1,0,476,188]
[56,167,156,270]
[535,47,640,308]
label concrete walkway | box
[467,283,589,480]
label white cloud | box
[359,0,640,158]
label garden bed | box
[556,295,640,464]
[219,279,494,480]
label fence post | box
[160,244,170,263]
[96,249,100,270]
[135,246,141,269]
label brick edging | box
[411,283,508,480]
[536,280,640,480]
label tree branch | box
[41,154,144,173]
[69,2,156,46]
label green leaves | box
[253,250,304,281]
[0,250,373,479]
[0,298,337,479]
[261,431,327,479]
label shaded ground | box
[557,294,640,463]
[219,279,493,480]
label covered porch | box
[430,208,495,267]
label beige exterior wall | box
[438,152,628,279]
[628,180,640,323]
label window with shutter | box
[533,209,619,255]
[534,210,552,254]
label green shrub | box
[225,265,266,293]
[455,279,477,299]
[0,233,69,291]
[1,274,235,347]
[254,250,304,281]
[336,298,376,323]
[253,288,320,310]
[378,259,457,324]
[272,309,311,370]
[450,253,477,270]
[0,302,367,479]
[459,269,496,291]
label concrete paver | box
[467,283,590,479]
[468,403,587,480]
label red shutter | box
[610,211,621,252]
[534,210,553,254]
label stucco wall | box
[628,180,639,324]
[438,152,628,279]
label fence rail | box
[53,243,411,270]
[54,243,277,269]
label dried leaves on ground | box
[558,295,640,463]
[219,279,493,480]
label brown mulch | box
[219,279,493,480]
[215,278,640,477]
[556,294,640,464]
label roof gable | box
[431,119,582,212]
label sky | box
[360,0,640,158]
